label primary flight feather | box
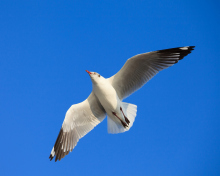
[49,46,195,161]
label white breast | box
[93,79,119,112]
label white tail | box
[107,102,137,134]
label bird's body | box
[49,46,195,161]
[91,73,128,128]
[92,75,119,112]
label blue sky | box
[1,0,219,176]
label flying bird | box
[49,46,195,161]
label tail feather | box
[123,102,137,128]
[107,102,137,134]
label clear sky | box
[1,1,219,176]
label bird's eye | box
[98,74,100,77]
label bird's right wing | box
[108,46,195,100]
[49,92,106,162]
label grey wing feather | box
[49,92,106,161]
[108,46,195,100]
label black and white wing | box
[108,46,195,100]
[49,92,106,162]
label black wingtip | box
[185,46,195,53]
[49,128,64,162]
[178,46,195,60]
[49,128,71,162]
[157,46,195,61]
[49,154,54,161]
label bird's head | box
[86,70,104,84]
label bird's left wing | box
[49,92,106,162]
[108,46,195,100]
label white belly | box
[93,81,120,113]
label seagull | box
[49,46,195,161]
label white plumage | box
[49,46,195,161]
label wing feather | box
[108,46,195,100]
[49,92,106,161]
